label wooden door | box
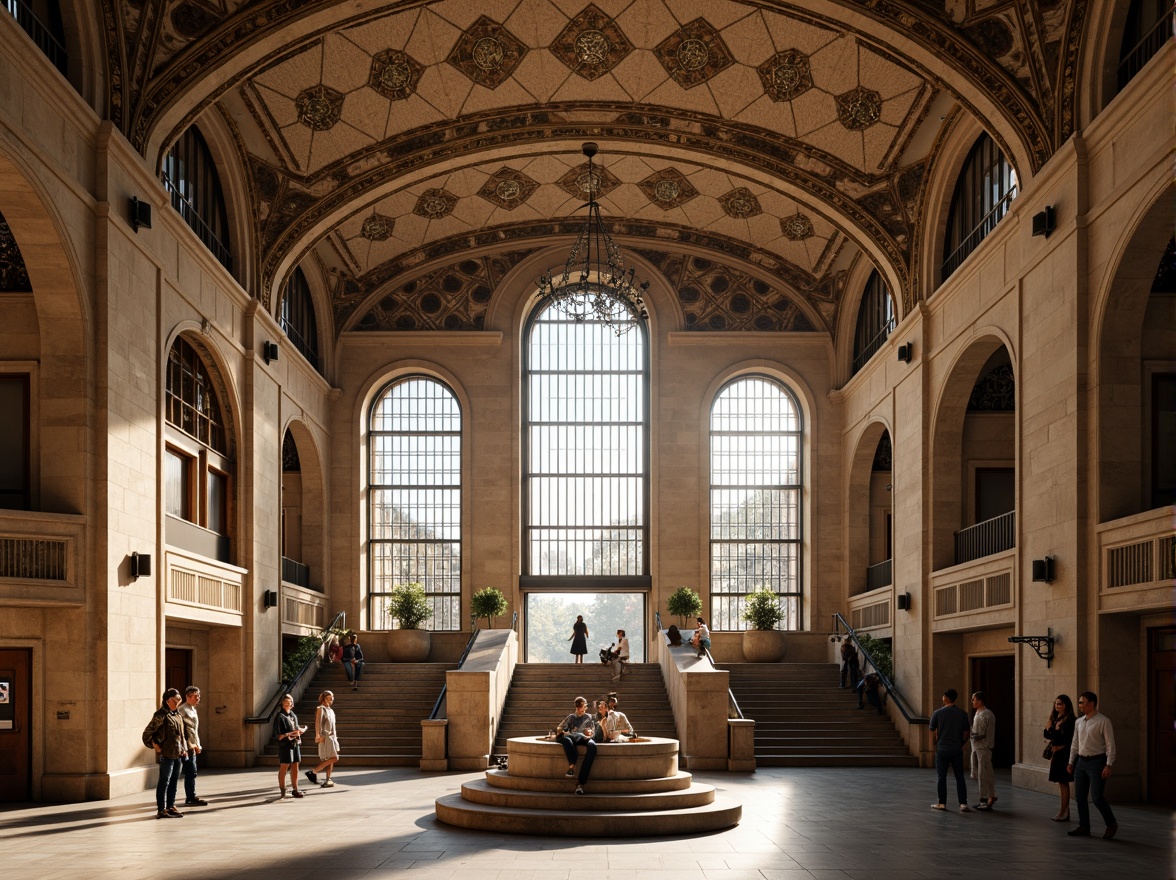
[1147,627,1176,805]
[165,647,192,697]
[0,649,32,801]
[969,654,1016,767]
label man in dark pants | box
[555,696,597,796]
[1067,691,1118,839]
[929,688,971,812]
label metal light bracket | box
[1008,627,1055,667]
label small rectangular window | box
[207,469,228,535]
[164,448,191,520]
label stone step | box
[755,754,919,767]
[484,768,694,794]
[459,777,716,811]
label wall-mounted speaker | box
[130,197,152,232]
[263,589,279,608]
[1032,205,1055,238]
[897,343,913,363]
[896,592,911,610]
[1032,556,1055,583]
[262,341,279,364]
[130,551,152,579]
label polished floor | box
[1,766,1171,879]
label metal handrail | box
[245,610,346,724]
[1117,5,1173,89]
[954,510,1016,564]
[851,315,896,374]
[941,188,1017,278]
[162,176,234,271]
[832,612,927,725]
[4,0,67,75]
[654,611,743,720]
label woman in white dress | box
[305,690,339,787]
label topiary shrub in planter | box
[741,589,786,662]
[386,582,432,662]
[667,586,702,629]
[471,587,508,629]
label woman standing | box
[305,690,339,788]
[142,688,188,819]
[1044,694,1076,821]
[568,615,589,663]
[274,693,307,798]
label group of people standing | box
[551,693,635,795]
[928,687,1119,839]
[141,686,209,819]
[274,690,341,798]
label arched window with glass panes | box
[164,336,233,563]
[161,126,232,272]
[279,267,320,372]
[522,300,649,586]
[709,376,803,630]
[368,376,461,630]
[851,271,896,375]
[941,134,1018,282]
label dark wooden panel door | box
[165,648,191,697]
[1147,627,1176,806]
[970,654,1016,767]
[0,649,32,801]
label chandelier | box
[536,143,649,335]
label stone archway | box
[846,421,892,597]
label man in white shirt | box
[970,691,996,810]
[179,685,209,807]
[1066,691,1118,839]
[603,694,634,741]
[611,629,630,681]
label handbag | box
[1042,743,1053,760]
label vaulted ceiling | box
[98,0,1089,339]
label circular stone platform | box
[434,736,741,837]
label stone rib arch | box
[0,140,90,513]
[280,417,328,593]
[845,418,893,599]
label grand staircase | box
[258,662,454,766]
[492,662,678,755]
[726,662,918,766]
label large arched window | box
[162,126,232,271]
[368,376,461,630]
[710,376,803,630]
[280,267,320,372]
[165,336,233,562]
[851,270,896,375]
[941,134,1018,282]
[522,301,649,585]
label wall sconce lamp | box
[896,592,911,610]
[1009,628,1055,667]
[897,342,913,363]
[130,551,152,579]
[130,197,152,232]
[263,589,279,608]
[1032,556,1055,583]
[1031,205,1056,238]
[262,341,279,364]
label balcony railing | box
[165,548,245,624]
[4,0,67,76]
[1117,5,1173,91]
[941,189,1017,279]
[281,582,327,632]
[1097,506,1176,612]
[162,176,233,272]
[954,510,1015,565]
[866,558,892,591]
[0,510,85,605]
[281,556,311,589]
[931,549,1015,626]
[851,316,896,375]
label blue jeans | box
[1074,754,1116,828]
[345,660,364,682]
[181,752,198,801]
[156,756,182,811]
[936,749,968,806]
[557,732,597,785]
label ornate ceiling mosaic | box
[94,0,1090,340]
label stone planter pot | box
[742,629,786,663]
[388,629,431,662]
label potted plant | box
[666,586,702,629]
[741,588,786,662]
[386,582,432,662]
[471,587,508,629]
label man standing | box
[611,629,630,681]
[179,685,209,807]
[929,688,971,812]
[970,691,996,810]
[1067,691,1118,839]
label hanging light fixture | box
[536,143,649,335]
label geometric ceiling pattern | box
[100,0,1088,339]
